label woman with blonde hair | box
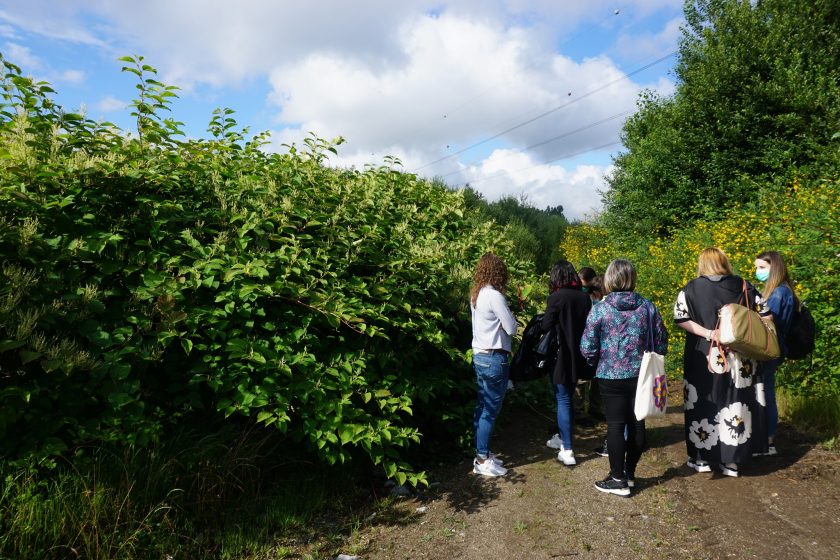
[674,248,772,477]
[754,250,798,455]
[470,253,517,477]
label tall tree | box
[603,0,840,240]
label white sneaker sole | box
[557,454,577,466]
[472,465,507,477]
[687,460,712,473]
[720,465,739,477]
[594,483,630,496]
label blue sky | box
[0,1,684,219]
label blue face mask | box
[755,269,770,282]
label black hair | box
[549,260,581,292]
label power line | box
[434,109,631,180]
[399,5,628,144]
[412,49,676,173]
[460,140,623,187]
[402,5,626,139]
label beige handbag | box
[711,281,780,365]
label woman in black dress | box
[674,248,771,477]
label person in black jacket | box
[542,260,595,466]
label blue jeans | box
[553,383,574,451]
[473,352,509,458]
[763,361,779,440]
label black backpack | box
[509,314,559,383]
[785,302,816,360]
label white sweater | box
[471,286,517,353]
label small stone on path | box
[390,484,412,497]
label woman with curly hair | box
[470,253,517,477]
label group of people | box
[469,248,798,496]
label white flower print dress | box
[674,275,771,463]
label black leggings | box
[599,377,647,479]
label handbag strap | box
[739,279,749,307]
[706,314,728,372]
[644,303,655,352]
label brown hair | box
[470,253,509,306]
[589,275,604,298]
[577,266,597,284]
[696,247,733,277]
[756,250,799,305]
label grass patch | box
[0,424,365,560]
[778,389,840,441]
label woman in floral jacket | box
[581,259,668,496]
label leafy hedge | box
[0,56,533,482]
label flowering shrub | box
[561,177,840,393]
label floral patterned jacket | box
[580,291,669,380]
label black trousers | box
[599,377,646,479]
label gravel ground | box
[355,383,840,560]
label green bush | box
[0,55,536,483]
[561,175,840,393]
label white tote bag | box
[634,304,668,421]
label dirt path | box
[357,388,840,559]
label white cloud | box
[0,6,107,46]
[56,68,85,84]
[266,14,644,168]
[95,95,125,113]
[0,23,18,38]
[454,149,610,219]
[2,41,42,70]
[613,16,684,61]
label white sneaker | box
[687,457,712,473]
[473,458,507,477]
[720,462,739,477]
[489,452,504,466]
[546,433,563,449]
[557,448,576,466]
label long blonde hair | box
[470,253,508,306]
[756,250,799,305]
[697,247,733,277]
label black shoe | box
[594,475,630,496]
[594,439,608,457]
[577,416,596,427]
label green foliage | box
[460,187,568,273]
[0,54,535,483]
[563,175,840,393]
[581,0,840,394]
[604,0,840,240]
[0,427,352,559]
[777,389,840,441]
